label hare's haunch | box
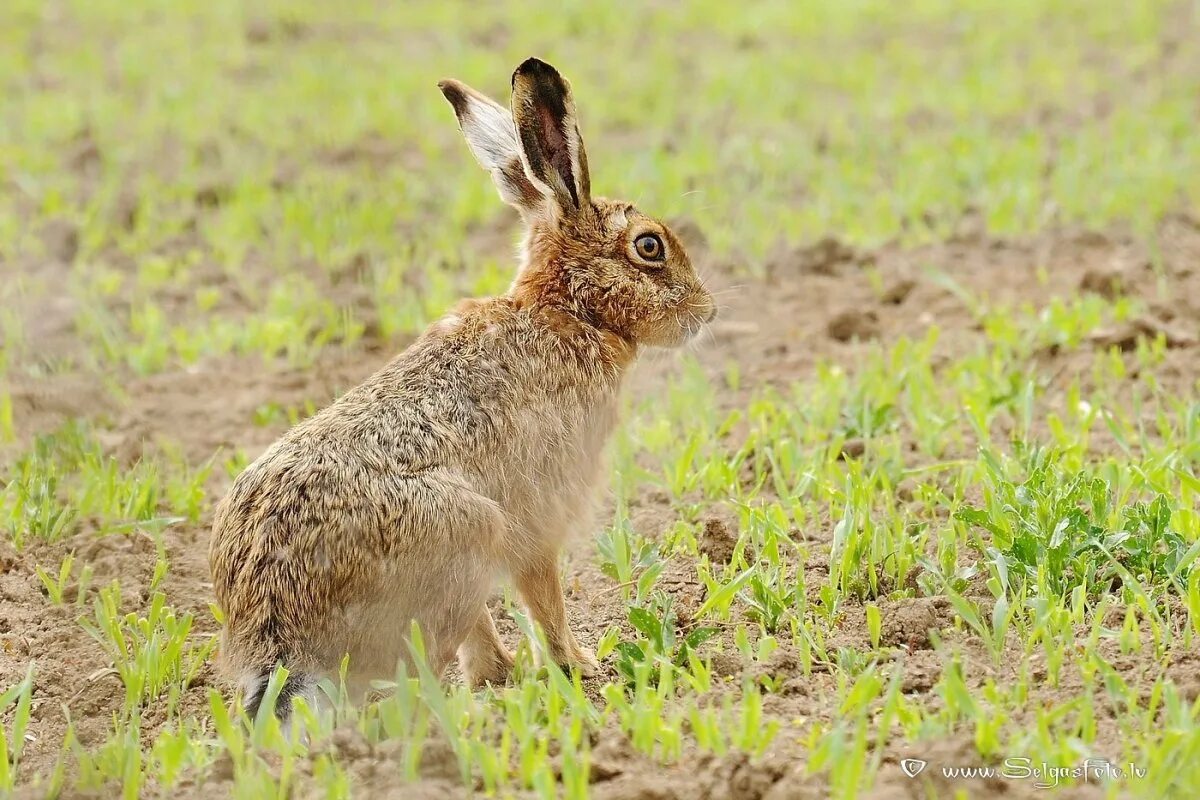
[210,58,715,723]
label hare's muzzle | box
[693,286,717,324]
[678,285,717,341]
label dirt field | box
[2,2,1200,798]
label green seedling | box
[0,664,35,791]
[615,592,717,687]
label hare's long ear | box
[510,58,592,220]
[439,79,544,215]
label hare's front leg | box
[515,551,599,675]
[458,604,514,688]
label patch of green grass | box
[1,422,211,547]
[956,451,1197,599]
[78,583,217,718]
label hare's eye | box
[634,233,665,262]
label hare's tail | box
[242,665,315,724]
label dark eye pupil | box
[638,236,660,258]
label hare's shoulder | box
[338,299,558,405]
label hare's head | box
[440,58,715,348]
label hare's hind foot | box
[559,646,600,677]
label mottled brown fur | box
[209,58,714,714]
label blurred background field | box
[2,0,1197,373]
[1,1,1199,798]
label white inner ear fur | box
[456,95,521,173]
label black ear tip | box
[438,80,469,115]
[513,57,560,86]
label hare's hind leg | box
[458,604,514,688]
[515,551,599,676]
[387,472,510,682]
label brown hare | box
[209,57,715,722]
